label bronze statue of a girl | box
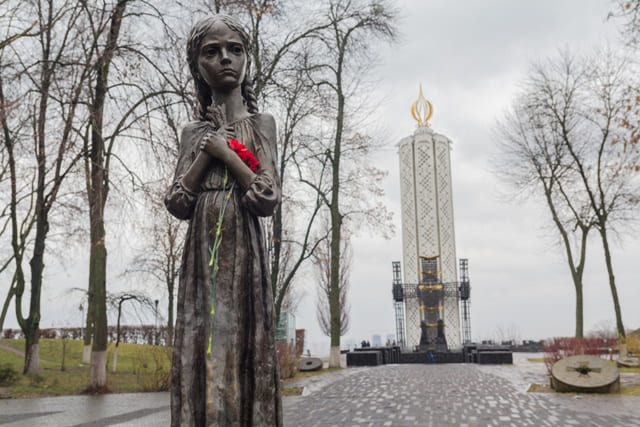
[165,14,282,426]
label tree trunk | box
[23,198,49,374]
[21,9,52,373]
[90,350,107,390]
[61,339,67,372]
[542,179,588,340]
[83,291,93,363]
[111,345,119,373]
[599,227,626,339]
[167,290,174,346]
[88,221,108,389]
[574,276,583,338]
[327,41,346,368]
[23,332,39,374]
[85,0,128,390]
[329,345,341,368]
[328,205,341,368]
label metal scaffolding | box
[392,261,406,349]
[459,258,471,345]
[392,259,471,352]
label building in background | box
[276,311,296,345]
[372,334,382,347]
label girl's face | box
[197,21,247,91]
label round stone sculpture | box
[617,357,640,368]
[551,355,620,393]
[298,357,323,372]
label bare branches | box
[0,0,400,377]
[496,48,640,338]
[609,0,640,48]
[0,0,92,373]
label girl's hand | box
[200,131,230,160]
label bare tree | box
[563,48,640,339]
[78,0,183,390]
[80,0,131,391]
[107,291,155,373]
[495,53,597,338]
[587,319,618,340]
[268,66,329,321]
[314,227,351,338]
[492,323,522,346]
[299,0,396,368]
[497,48,640,339]
[0,19,37,331]
[0,0,90,373]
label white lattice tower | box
[398,121,461,351]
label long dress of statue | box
[164,15,282,426]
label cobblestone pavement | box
[283,364,640,426]
[1,363,639,426]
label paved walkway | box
[1,363,639,426]
[284,364,640,426]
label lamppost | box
[79,303,84,338]
[154,299,159,345]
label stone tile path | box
[284,364,640,426]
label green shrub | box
[0,364,18,386]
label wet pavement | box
[0,392,169,426]
[284,363,640,426]
[1,357,639,426]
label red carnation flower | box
[227,138,260,172]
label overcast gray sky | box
[6,0,638,357]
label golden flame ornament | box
[411,84,433,127]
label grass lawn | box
[0,338,171,398]
[1,339,342,399]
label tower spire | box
[410,84,434,127]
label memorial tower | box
[397,86,461,351]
